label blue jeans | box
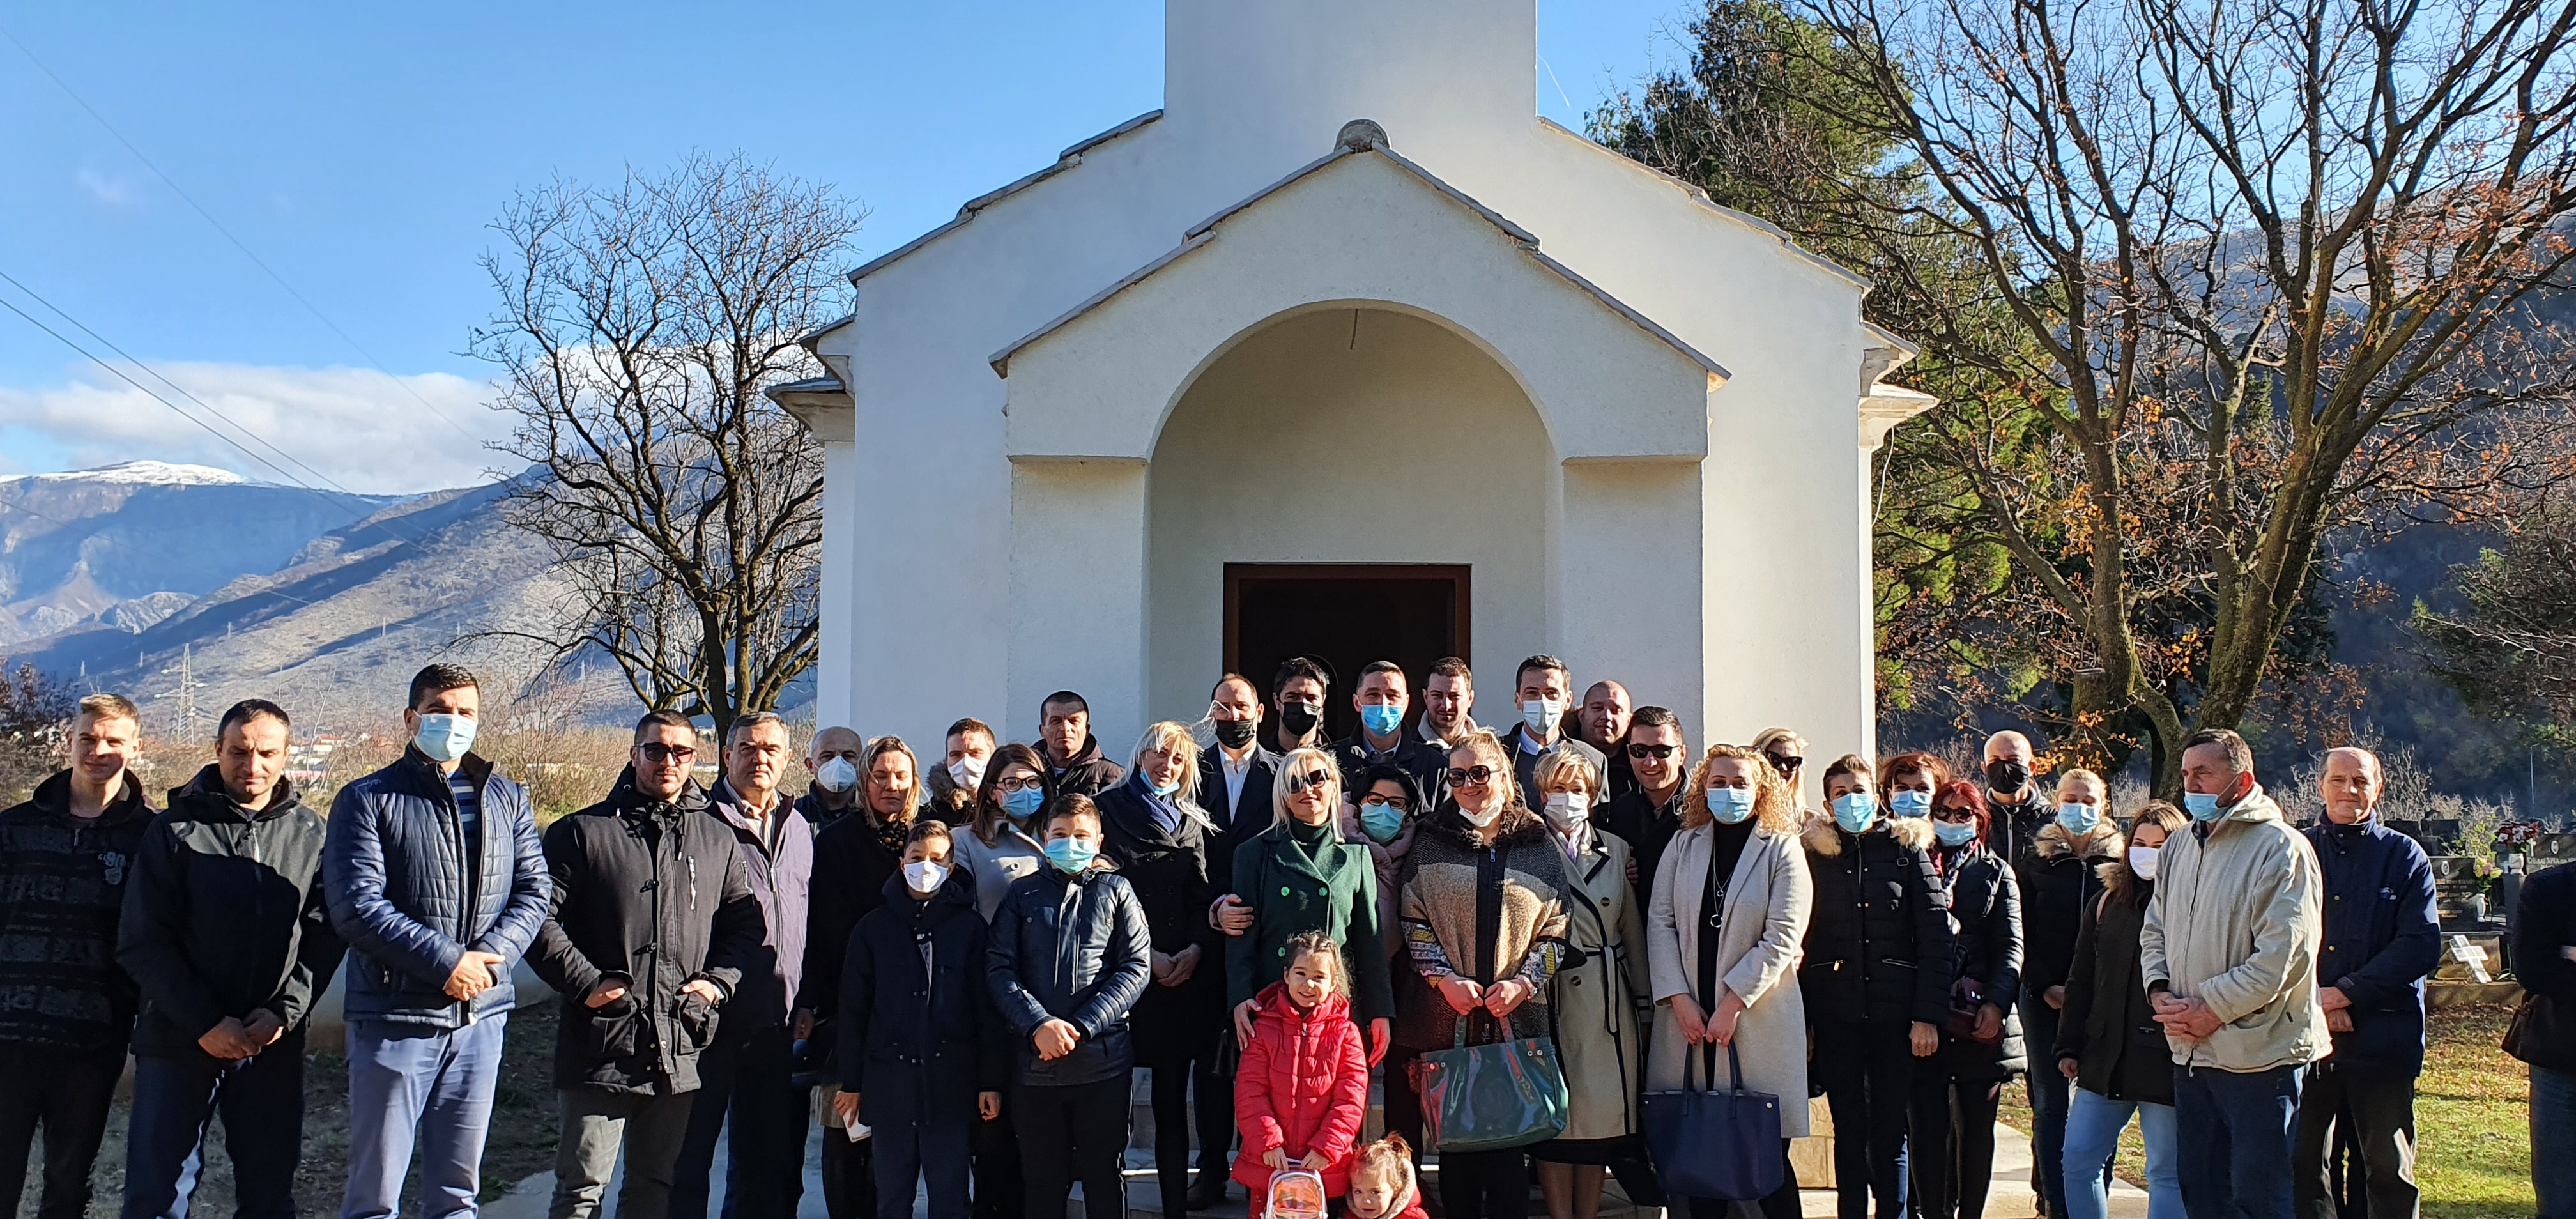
[2058,1087,2181,1219]
[2021,1002,2072,1218]
[123,1033,309,1219]
[2171,1064,2302,1219]
[672,1025,811,1219]
[342,1016,509,1219]
[2536,1066,2576,1219]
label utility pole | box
[157,643,204,739]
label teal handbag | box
[1411,1010,1570,1153]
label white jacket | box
[2139,785,2329,1071]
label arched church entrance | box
[1147,305,1553,730]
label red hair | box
[1880,751,1952,793]
[1933,780,1991,845]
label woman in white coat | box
[1646,742,1814,1219]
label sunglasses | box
[1445,765,1497,787]
[1767,753,1804,773]
[638,742,696,763]
[1627,743,1679,760]
[1934,806,1977,820]
[1284,769,1335,794]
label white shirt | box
[1220,745,1255,813]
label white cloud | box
[75,167,141,209]
[0,362,515,495]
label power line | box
[0,20,484,444]
[0,267,363,501]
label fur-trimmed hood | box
[1801,810,1934,857]
[2036,820,2125,863]
[1421,801,1550,852]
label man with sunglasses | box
[1598,707,1689,908]
[1576,680,1638,802]
[1331,661,1448,809]
[530,710,765,1219]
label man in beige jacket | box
[2140,727,2327,1219]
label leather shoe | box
[1184,1173,1229,1209]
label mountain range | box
[0,462,622,732]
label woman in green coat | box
[1224,746,1393,1062]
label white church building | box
[775,0,1935,764]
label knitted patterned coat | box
[1394,803,1570,1046]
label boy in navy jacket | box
[838,820,1002,1219]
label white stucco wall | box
[808,0,1892,761]
[1145,309,1553,723]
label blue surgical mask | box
[1145,774,1181,798]
[1003,786,1046,821]
[1935,820,1979,847]
[2183,791,2225,822]
[1043,837,1097,874]
[1359,703,1404,739]
[2057,801,2100,835]
[1832,792,1877,834]
[1889,789,1933,818]
[1359,800,1406,843]
[1706,786,1754,824]
[414,713,476,763]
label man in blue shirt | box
[324,664,551,1219]
[2293,746,2439,1219]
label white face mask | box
[1520,698,1565,736]
[948,756,986,792]
[1542,792,1590,829]
[1459,802,1503,829]
[816,756,859,792]
[2128,845,2161,881]
[904,860,951,894]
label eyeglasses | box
[638,742,696,763]
[1360,796,1410,813]
[1627,743,1678,760]
[1768,753,1804,774]
[1934,806,1977,821]
[1284,769,1335,794]
[993,775,1043,793]
[1445,765,1497,787]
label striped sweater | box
[0,770,155,1050]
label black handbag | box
[1640,1039,1782,1201]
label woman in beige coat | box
[1526,748,1652,1219]
[1646,742,1814,1219]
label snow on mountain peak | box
[3,461,257,487]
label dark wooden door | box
[1223,564,1469,742]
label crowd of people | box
[0,654,2570,1219]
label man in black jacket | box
[1330,661,1448,810]
[530,710,763,1219]
[0,693,151,1219]
[119,699,344,1219]
[1036,692,1124,799]
[1598,706,1689,909]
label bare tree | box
[473,153,863,742]
[1776,0,2576,786]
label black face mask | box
[1279,703,1321,738]
[1214,717,1258,749]
[1985,760,2030,792]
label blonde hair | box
[1446,728,1521,808]
[1129,721,1207,807]
[1268,746,1342,830]
[861,735,921,819]
[2054,769,2106,801]
[1351,1132,1414,1193]
[1529,746,1600,798]
[1683,743,1801,832]
[1750,726,1809,758]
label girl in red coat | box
[1235,931,1372,1199]
[1345,1134,1429,1219]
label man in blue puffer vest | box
[325,663,552,1219]
[2292,746,2439,1219]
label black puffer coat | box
[2015,822,2122,1004]
[985,862,1153,1087]
[841,870,1002,1126]
[1797,814,1952,1028]
[528,770,763,1094]
[2056,861,2173,1104]
[1929,841,2025,1077]
[120,769,342,1060]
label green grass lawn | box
[1998,1003,2534,1217]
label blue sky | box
[0,1,1693,493]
